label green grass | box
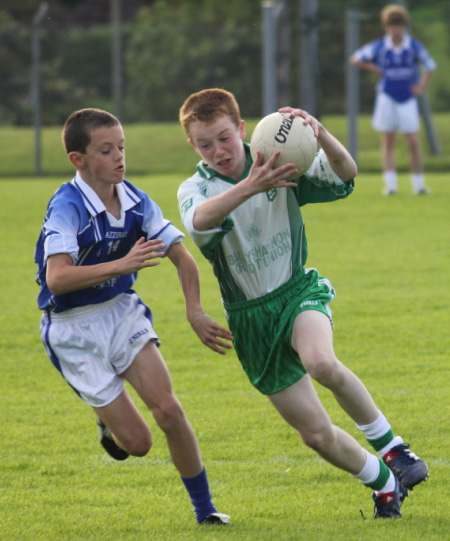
[2,113,450,178]
[1,172,449,540]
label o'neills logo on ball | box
[274,114,294,143]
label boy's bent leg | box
[291,310,379,426]
[93,389,152,457]
[123,340,203,477]
[123,340,227,523]
[292,310,428,490]
[269,376,367,474]
[269,378,406,516]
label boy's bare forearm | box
[47,255,125,295]
[46,238,165,295]
[192,182,252,231]
[193,150,298,231]
[317,126,358,181]
[167,243,204,320]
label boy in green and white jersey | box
[178,88,428,518]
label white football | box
[250,112,317,179]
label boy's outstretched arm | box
[167,242,233,354]
[192,150,298,232]
[46,237,165,295]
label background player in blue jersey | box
[350,4,436,195]
[35,108,232,525]
[178,88,428,519]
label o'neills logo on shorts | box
[300,300,318,309]
[128,328,149,344]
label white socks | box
[353,450,380,484]
[384,170,429,194]
[357,411,390,440]
[384,170,398,192]
[411,173,427,193]
[353,450,396,494]
[357,411,403,457]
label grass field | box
[1,170,449,540]
[1,113,450,178]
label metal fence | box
[1,16,264,127]
[0,11,353,127]
[0,8,446,128]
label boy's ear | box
[187,138,201,156]
[68,151,85,169]
[239,119,246,140]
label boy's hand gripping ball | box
[250,112,317,180]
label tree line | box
[1,0,448,125]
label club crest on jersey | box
[245,223,262,242]
[266,188,278,201]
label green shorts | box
[224,268,335,395]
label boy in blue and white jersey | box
[178,88,428,519]
[350,4,436,195]
[35,108,231,525]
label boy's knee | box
[300,425,335,453]
[124,431,152,457]
[152,395,185,433]
[306,351,341,387]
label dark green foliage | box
[124,3,261,121]
[0,1,448,125]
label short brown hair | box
[62,108,120,154]
[179,88,241,138]
[381,5,410,27]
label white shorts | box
[372,92,419,133]
[40,292,159,407]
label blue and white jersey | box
[35,173,184,313]
[352,34,436,103]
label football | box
[250,112,317,179]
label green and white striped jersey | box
[178,144,353,304]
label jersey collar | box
[196,143,253,185]
[72,172,139,217]
[385,33,411,51]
